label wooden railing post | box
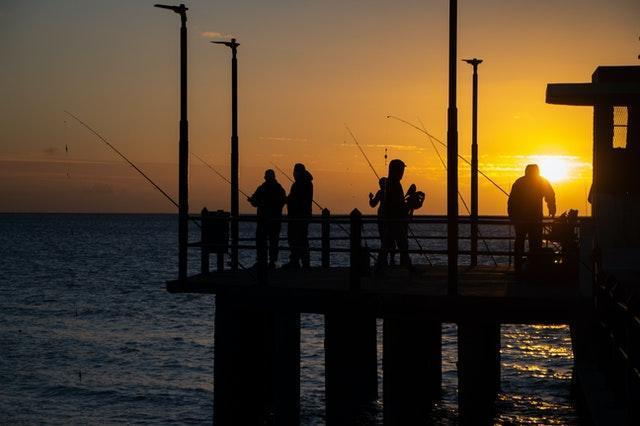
[200,208,210,274]
[350,209,362,291]
[257,217,268,285]
[321,208,330,268]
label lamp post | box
[463,58,482,267]
[447,0,459,295]
[155,3,189,281]
[212,38,240,272]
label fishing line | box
[345,127,432,266]
[345,125,380,180]
[416,117,498,266]
[64,110,179,209]
[387,115,510,197]
[191,152,251,198]
[65,111,260,278]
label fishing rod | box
[191,152,251,198]
[345,126,433,266]
[345,125,380,180]
[386,115,510,197]
[65,111,262,276]
[416,118,498,266]
[64,110,179,209]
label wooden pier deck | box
[167,265,584,323]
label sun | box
[535,156,571,182]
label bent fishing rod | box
[386,115,510,197]
[345,126,433,266]
[64,111,261,275]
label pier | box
[168,212,594,424]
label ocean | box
[0,214,576,424]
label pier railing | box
[192,208,585,278]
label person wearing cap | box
[376,159,412,272]
[248,169,287,269]
[283,163,314,269]
[508,164,556,273]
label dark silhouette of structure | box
[284,163,313,269]
[507,164,556,272]
[447,0,459,294]
[154,3,189,281]
[212,38,240,272]
[248,169,287,269]
[464,58,483,267]
[377,159,412,272]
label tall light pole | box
[213,38,240,272]
[447,0,459,295]
[155,3,189,281]
[464,58,482,267]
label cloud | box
[200,31,223,39]
[84,182,115,195]
[43,146,60,156]
[259,136,309,144]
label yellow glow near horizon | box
[529,156,574,183]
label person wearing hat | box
[377,159,412,272]
[283,163,314,269]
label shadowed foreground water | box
[0,214,576,424]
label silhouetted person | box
[248,169,287,269]
[508,164,556,272]
[369,177,396,265]
[377,159,412,272]
[284,163,313,269]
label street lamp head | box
[463,58,483,66]
[211,38,240,49]
[154,4,188,15]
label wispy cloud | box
[43,146,60,156]
[200,31,234,39]
[259,136,308,144]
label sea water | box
[0,214,576,424]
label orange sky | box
[1,0,638,214]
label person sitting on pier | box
[283,163,314,269]
[248,169,287,269]
[508,164,556,273]
[376,159,412,273]
[369,177,396,265]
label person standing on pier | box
[283,163,314,269]
[248,169,287,269]
[508,164,556,273]
[376,159,412,273]
[369,177,396,265]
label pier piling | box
[457,322,501,424]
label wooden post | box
[383,317,441,425]
[321,208,331,268]
[457,322,501,424]
[214,292,271,424]
[325,309,377,425]
[272,311,301,425]
[350,209,362,291]
[200,208,210,274]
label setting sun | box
[530,156,572,183]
